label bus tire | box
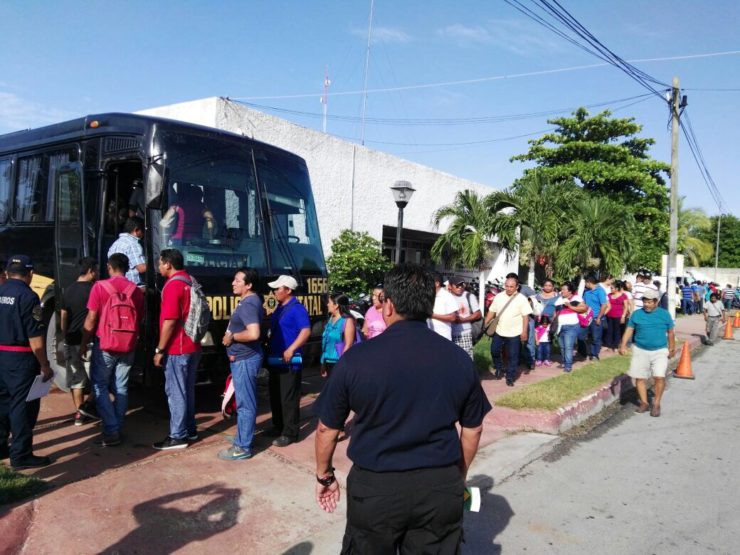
[46,311,71,393]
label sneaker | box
[152,437,188,450]
[99,432,121,447]
[74,411,84,427]
[543,360,552,367]
[217,445,253,461]
[188,432,199,442]
[78,402,99,420]
[535,360,543,367]
[11,455,52,470]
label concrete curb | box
[0,500,35,555]
[490,333,704,435]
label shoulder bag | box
[483,293,520,338]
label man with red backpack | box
[152,249,203,450]
[80,253,144,447]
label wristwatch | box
[154,347,165,355]
[316,467,336,486]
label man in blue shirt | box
[267,275,310,447]
[680,281,694,314]
[107,217,147,286]
[0,255,54,469]
[619,288,675,418]
[315,264,491,553]
[582,275,611,361]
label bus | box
[0,113,328,386]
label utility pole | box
[667,76,680,320]
[714,214,722,282]
[360,0,374,145]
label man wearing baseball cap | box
[619,287,675,417]
[0,255,54,469]
[266,275,311,447]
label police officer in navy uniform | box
[0,255,53,469]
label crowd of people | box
[0,246,731,551]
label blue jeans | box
[558,324,580,372]
[491,334,521,382]
[522,318,536,366]
[231,354,262,452]
[91,343,134,436]
[164,352,200,440]
[536,342,551,362]
[587,319,604,358]
[681,299,694,315]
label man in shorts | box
[619,288,675,418]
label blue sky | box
[1,0,738,218]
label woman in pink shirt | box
[361,287,387,340]
[605,280,630,351]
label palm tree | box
[431,189,494,307]
[554,195,636,280]
[485,172,577,288]
[677,197,714,266]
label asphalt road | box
[463,340,740,554]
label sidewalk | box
[0,314,711,554]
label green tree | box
[484,172,579,287]
[698,214,740,267]
[512,108,670,271]
[555,195,637,281]
[430,189,494,271]
[677,198,714,266]
[326,230,392,297]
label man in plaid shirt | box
[108,217,147,287]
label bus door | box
[54,162,87,291]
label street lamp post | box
[390,180,415,265]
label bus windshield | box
[254,146,325,274]
[157,131,267,272]
[155,130,325,276]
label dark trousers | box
[268,366,302,440]
[604,317,623,349]
[491,334,521,382]
[0,352,41,463]
[342,464,464,555]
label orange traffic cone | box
[673,342,694,380]
[733,310,740,329]
[723,318,735,340]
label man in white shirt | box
[484,277,532,386]
[449,277,482,359]
[428,273,458,340]
[632,272,658,311]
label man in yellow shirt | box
[484,277,532,386]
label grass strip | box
[0,464,47,505]
[495,355,631,411]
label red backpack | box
[98,280,139,353]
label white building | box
[139,97,517,280]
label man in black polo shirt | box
[315,264,492,553]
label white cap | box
[268,275,299,290]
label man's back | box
[320,320,490,472]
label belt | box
[0,345,33,352]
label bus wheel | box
[46,312,71,393]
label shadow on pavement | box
[101,483,240,554]
[463,475,514,554]
[282,541,314,554]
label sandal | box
[635,402,650,414]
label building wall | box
[138,97,518,279]
[685,267,740,286]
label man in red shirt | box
[80,253,144,447]
[152,249,201,450]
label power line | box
[232,93,653,127]
[229,50,740,101]
[679,112,725,211]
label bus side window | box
[0,159,11,224]
[14,155,44,222]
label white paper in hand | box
[26,375,52,402]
